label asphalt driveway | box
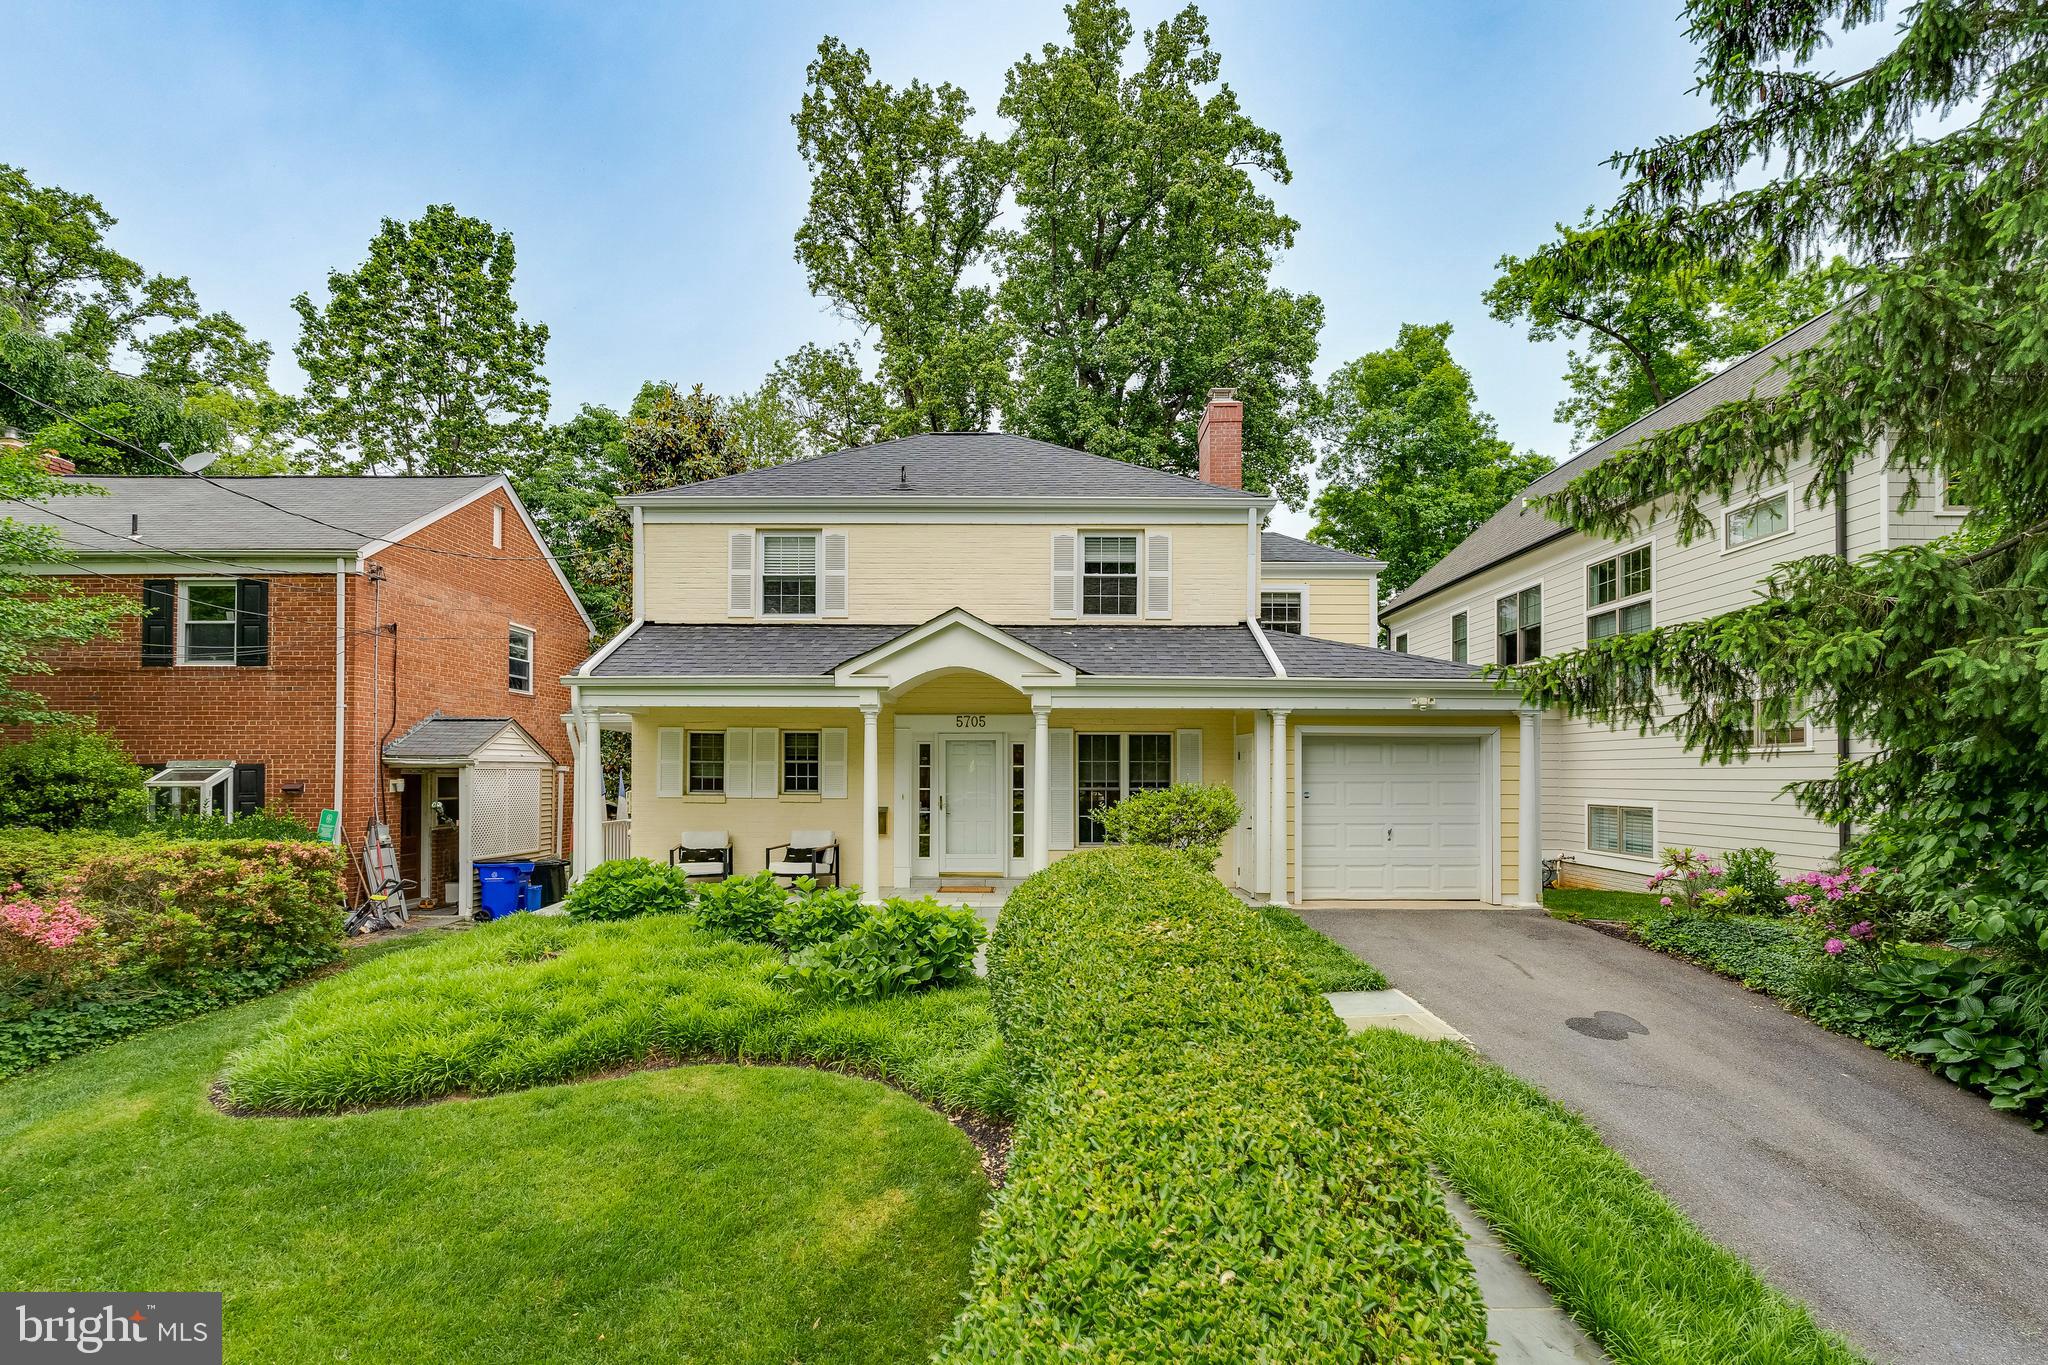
[1300,906,2048,1365]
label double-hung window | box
[1588,804,1655,858]
[1394,633,1409,653]
[1450,612,1468,663]
[1076,732,1173,845]
[1586,547,1652,640]
[1496,585,1542,665]
[781,731,822,794]
[179,581,239,664]
[1259,590,1304,635]
[761,533,819,616]
[1081,534,1140,617]
[687,731,725,793]
[1724,491,1790,548]
[508,625,534,693]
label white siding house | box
[1382,313,1964,889]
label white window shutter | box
[1048,728,1075,850]
[821,531,849,617]
[727,530,756,617]
[656,728,684,798]
[1050,532,1078,619]
[724,728,754,798]
[751,727,779,796]
[1176,728,1203,784]
[820,728,848,799]
[1145,531,1172,619]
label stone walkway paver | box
[1442,1186,1609,1363]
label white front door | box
[941,738,1002,872]
[1301,736,1486,899]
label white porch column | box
[455,764,476,918]
[860,700,881,904]
[1267,708,1290,906]
[1518,704,1544,907]
[575,709,602,878]
[1252,711,1272,896]
[1030,694,1052,873]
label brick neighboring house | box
[5,470,594,912]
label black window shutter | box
[233,764,265,818]
[141,580,175,666]
[235,579,269,666]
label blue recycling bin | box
[477,861,537,921]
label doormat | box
[939,882,997,894]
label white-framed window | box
[782,730,822,794]
[1936,468,1970,515]
[1587,803,1655,858]
[178,580,240,665]
[508,625,534,693]
[1394,633,1409,653]
[1259,590,1304,635]
[145,761,235,819]
[688,731,726,793]
[1011,741,1027,859]
[1724,489,1791,549]
[1081,533,1141,617]
[1076,732,1173,844]
[1451,612,1468,663]
[1737,696,1811,751]
[761,532,820,616]
[1586,545,1653,640]
[1496,584,1542,665]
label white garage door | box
[1300,736,1486,899]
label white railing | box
[601,820,633,862]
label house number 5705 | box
[954,714,987,728]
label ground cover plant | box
[938,846,1487,1361]
[1,990,989,1364]
[1352,1028,1864,1365]
[1,829,343,1077]
[220,912,1010,1117]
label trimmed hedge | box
[937,846,1488,1361]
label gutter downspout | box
[1835,467,1853,856]
[333,559,347,834]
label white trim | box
[358,476,595,635]
[1585,800,1658,860]
[1490,574,1546,666]
[1246,618,1287,678]
[832,608,1077,690]
[1720,486,1795,553]
[573,619,643,678]
[1581,537,1656,643]
[1077,528,1145,620]
[757,528,824,620]
[175,577,240,667]
[492,504,504,549]
[631,505,645,620]
[1257,582,1309,637]
[1293,725,1503,905]
[507,622,537,695]
[627,494,1274,516]
[1260,560,1385,580]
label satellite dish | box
[180,450,221,473]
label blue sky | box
[8,2,1824,531]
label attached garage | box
[1298,732,1492,900]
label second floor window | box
[1496,585,1542,665]
[179,581,239,664]
[1082,534,1139,617]
[1451,612,1468,663]
[1259,591,1303,634]
[1586,547,1652,640]
[1394,633,1409,653]
[508,626,534,693]
[761,533,818,616]
[1724,491,1790,548]
[782,730,822,794]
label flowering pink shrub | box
[1646,847,1731,914]
[1783,866,1891,964]
[0,888,103,996]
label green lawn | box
[0,986,990,1364]
[1545,886,1667,922]
[1353,1028,1864,1364]
[223,913,1012,1116]
[1254,903,1389,990]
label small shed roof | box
[382,716,547,763]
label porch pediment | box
[834,609,1076,695]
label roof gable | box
[625,432,1265,503]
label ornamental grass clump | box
[937,846,1488,1362]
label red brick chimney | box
[1197,388,1243,490]
[2,429,75,474]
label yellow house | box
[566,392,1542,907]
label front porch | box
[567,611,1543,907]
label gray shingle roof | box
[628,432,1262,502]
[9,475,499,554]
[383,716,529,761]
[586,619,1481,683]
[1260,531,1376,565]
[1265,631,1483,681]
[1385,310,1838,618]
